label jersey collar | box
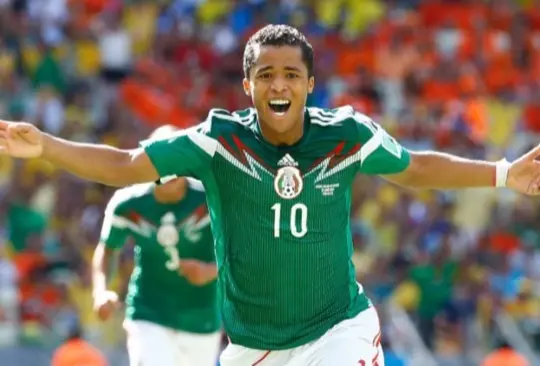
[252,108,312,152]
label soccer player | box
[92,126,221,366]
[1,24,540,365]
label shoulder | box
[105,184,152,215]
[308,105,377,132]
[203,107,257,136]
[307,105,382,145]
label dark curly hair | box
[243,24,314,78]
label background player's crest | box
[274,166,303,199]
[157,212,179,247]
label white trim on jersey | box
[188,133,218,157]
[308,105,354,126]
[359,127,403,163]
[305,150,364,183]
[193,214,211,230]
[359,127,384,164]
[187,178,205,192]
[108,215,154,237]
[215,144,273,181]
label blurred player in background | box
[92,125,221,366]
[3,25,540,366]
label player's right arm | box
[351,109,540,195]
[0,118,216,186]
[44,134,157,187]
[92,190,131,320]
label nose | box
[270,75,288,93]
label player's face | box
[243,45,314,141]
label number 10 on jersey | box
[271,203,308,238]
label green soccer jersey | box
[142,106,410,349]
[99,180,219,334]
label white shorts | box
[124,319,222,366]
[220,306,383,366]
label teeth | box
[269,99,290,105]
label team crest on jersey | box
[157,212,179,247]
[157,212,181,271]
[274,166,303,199]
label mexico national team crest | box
[274,166,303,199]
[157,212,179,247]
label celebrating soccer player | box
[2,25,540,365]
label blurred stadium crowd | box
[0,0,539,365]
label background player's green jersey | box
[100,180,219,334]
[142,106,410,349]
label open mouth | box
[268,99,291,116]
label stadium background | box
[0,0,539,365]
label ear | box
[242,78,251,97]
[308,76,315,94]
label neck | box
[154,187,186,204]
[259,117,304,146]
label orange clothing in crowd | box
[481,349,529,366]
[51,339,108,366]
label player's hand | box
[178,259,217,286]
[507,144,540,195]
[0,120,44,158]
[93,290,120,321]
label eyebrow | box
[284,66,302,72]
[256,65,303,74]
[256,66,273,74]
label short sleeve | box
[100,191,131,250]
[354,112,410,175]
[141,121,217,182]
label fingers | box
[0,132,8,153]
[95,299,120,321]
[7,123,31,137]
[178,259,195,272]
[0,120,11,131]
[524,169,540,195]
[93,290,120,321]
[0,121,29,134]
[180,259,202,268]
[96,303,114,321]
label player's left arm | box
[385,151,498,189]
[354,112,540,194]
[93,190,131,300]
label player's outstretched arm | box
[354,111,540,195]
[0,120,158,186]
[92,242,116,297]
[92,242,121,321]
[92,189,130,321]
[385,147,540,195]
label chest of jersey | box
[211,129,359,243]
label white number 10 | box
[271,203,308,238]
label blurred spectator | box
[481,342,529,366]
[98,11,132,84]
[409,241,457,350]
[51,321,108,366]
